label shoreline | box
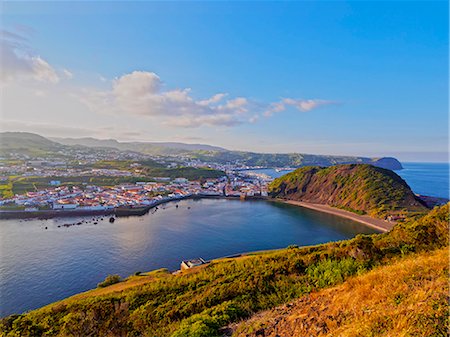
[0,195,259,220]
[0,195,401,233]
[278,199,394,232]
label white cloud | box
[80,70,252,127]
[197,93,227,106]
[62,69,73,79]
[30,56,60,83]
[79,70,338,128]
[264,98,336,117]
[0,28,69,84]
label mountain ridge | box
[0,132,403,170]
[50,136,228,153]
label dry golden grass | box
[232,248,449,337]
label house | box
[50,180,61,186]
[180,258,207,270]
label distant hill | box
[0,132,64,156]
[269,164,428,217]
[191,151,403,170]
[1,132,403,170]
[50,135,403,170]
[51,137,227,154]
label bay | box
[0,198,376,316]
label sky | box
[0,1,448,162]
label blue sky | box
[1,1,448,162]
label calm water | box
[0,198,376,317]
[250,162,449,199]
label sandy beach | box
[281,200,395,232]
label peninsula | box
[269,164,428,219]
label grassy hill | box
[0,132,64,157]
[232,247,448,337]
[1,132,403,170]
[51,137,227,155]
[1,203,447,337]
[269,164,428,218]
[192,151,403,170]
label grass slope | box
[0,204,447,337]
[0,132,63,157]
[269,164,428,218]
[232,247,449,337]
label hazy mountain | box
[0,132,64,156]
[1,132,403,170]
[50,137,227,154]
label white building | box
[52,203,78,210]
[174,177,189,184]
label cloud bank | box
[80,70,336,128]
[80,71,252,127]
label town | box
[0,151,273,215]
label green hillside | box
[191,151,402,170]
[269,164,428,218]
[1,132,403,170]
[1,203,447,337]
[0,132,64,156]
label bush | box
[306,258,366,288]
[97,274,121,288]
[171,302,244,337]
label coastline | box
[0,196,396,233]
[0,194,254,220]
[278,199,395,232]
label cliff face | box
[269,164,427,217]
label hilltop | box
[51,136,227,154]
[0,132,64,156]
[1,203,447,336]
[0,132,403,170]
[269,164,428,218]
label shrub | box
[97,274,121,288]
[306,258,366,288]
[171,301,244,337]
